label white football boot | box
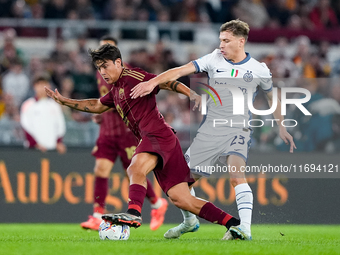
[221,230,234,240]
[164,219,200,239]
[229,225,252,240]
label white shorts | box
[184,129,251,177]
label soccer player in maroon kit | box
[45,44,241,239]
[81,36,168,231]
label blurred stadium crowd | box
[0,0,340,152]
[0,0,339,29]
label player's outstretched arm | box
[45,87,110,114]
[159,80,201,111]
[266,91,297,153]
[130,62,196,99]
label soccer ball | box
[98,220,130,240]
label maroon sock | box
[145,178,158,204]
[94,176,108,209]
[127,184,147,216]
[198,202,234,227]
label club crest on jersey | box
[243,71,253,82]
[119,88,125,99]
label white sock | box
[151,198,162,209]
[180,187,197,224]
[93,212,102,219]
[234,183,253,233]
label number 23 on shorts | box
[230,135,245,146]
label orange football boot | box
[80,216,102,230]
[150,198,168,231]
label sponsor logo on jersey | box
[216,69,227,73]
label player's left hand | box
[279,127,296,153]
[130,80,157,99]
[190,91,201,111]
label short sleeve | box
[259,63,273,92]
[192,51,215,73]
[100,90,115,108]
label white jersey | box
[192,49,273,136]
[20,97,66,150]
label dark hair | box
[88,44,123,67]
[99,35,118,46]
[33,73,50,85]
[11,57,22,66]
[219,19,250,41]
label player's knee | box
[126,166,145,179]
[126,167,134,179]
[94,165,110,178]
[94,159,113,178]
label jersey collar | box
[224,52,251,65]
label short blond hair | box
[220,19,250,41]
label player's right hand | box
[45,87,65,105]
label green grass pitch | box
[0,224,339,255]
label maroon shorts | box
[92,133,138,169]
[135,127,195,194]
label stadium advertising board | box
[0,148,339,224]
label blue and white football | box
[99,220,130,240]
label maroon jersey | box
[100,67,195,193]
[100,68,172,140]
[96,72,132,137]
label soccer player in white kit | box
[131,19,296,240]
